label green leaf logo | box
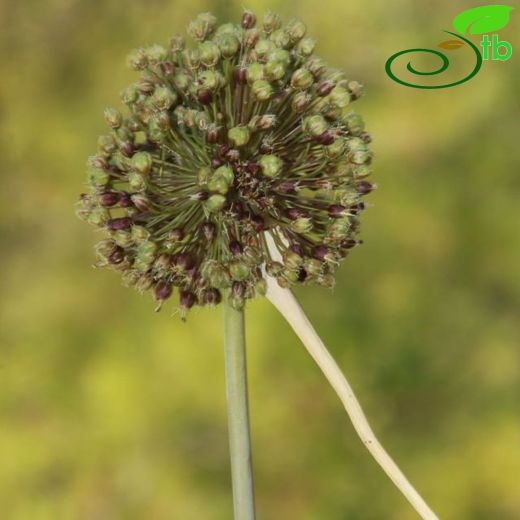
[453,5,513,35]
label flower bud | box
[244,28,260,49]
[199,41,220,67]
[329,86,351,108]
[108,246,125,265]
[254,39,274,59]
[242,10,256,29]
[188,12,217,41]
[197,89,213,105]
[259,154,283,178]
[155,281,172,302]
[230,261,251,281]
[347,80,364,100]
[87,167,109,187]
[263,11,282,33]
[202,288,222,305]
[113,230,133,248]
[264,60,286,81]
[208,174,230,195]
[247,63,264,84]
[205,194,227,212]
[87,208,109,226]
[128,171,146,191]
[328,204,347,218]
[251,80,273,101]
[99,191,120,207]
[104,107,122,128]
[291,68,313,89]
[131,151,152,174]
[228,126,251,147]
[170,34,185,53]
[291,91,311,112]
[218,33,240,58]
[356,180,374,195]
[286,19,306,42]
[303,115,328,137]
[121,85,139,105]
[107,217,132,231]
[290,217,312,234]
[270,29,291,49]
[98,134,117,154]
[130,193,150,212]
[296,37,315,57]
[131,225,150,243]
[248,114,276,130]
[146,44,168,64]
[173,72,190,91]
[152,87,177,110]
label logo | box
[385,5,513,89]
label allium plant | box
[77,10,437,520]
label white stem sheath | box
[264,234,438,519]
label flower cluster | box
[77,10,374,316]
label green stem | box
[223,301,256,520]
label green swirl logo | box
[385,5,513,89]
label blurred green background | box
[1,0,519,518]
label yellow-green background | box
[1,0,519,518]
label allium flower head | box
[77,10,374,316]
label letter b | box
[492,34,512,61]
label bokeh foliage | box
[0,0,519,518]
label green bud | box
[197,166,211,185]
[173,72,190,91]
[290,68,313,89]
[131,225,150,243]
[113,230,133,248]
[264,60,286,81]
[326,138,345,158]
[286,19,307,42]
[87,167,109,186]
[121,85,139,104]
[214,165,234,184]
[136,240,157,262]
[251,80,273,101]
[215,22,241,38]
[98,134,117,154]
[270,29,291,49]
[263,11,282,33]
[259,154,283,178]
[218,34,240,58]
[304,258,322,276]
[170,34,185,53]
[199,41,220,67]
[303,114,328,137]
[230,261,251,281]
[146,44,168,64]
[341,111,365,135]
[247,63,264,84]
[208,175,230,195]
[296,37,315,57]
[205,194,227,212]
[95,239,116,260]
[87,207,109,226]
[188,12,217,41]
[152,87,177,110]
[254,39,274,59]
[127,48,147,70]
[131,151,152,174]
[128,171,146,191]
[104,107,122,129]
[292,91,311,112]
[291,217,313,234]
[283,250,303,271]
[248,114,276,130]
[228,126,251,147]
[255,278,267,296]
[329,86,351,108]
[268,48,290,65]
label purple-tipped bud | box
[312,245,329,261]
[202,288,222,305]
[316,131,335,145]
[328,204,347,218]
[100,192,120,207]
[155,281,172,301]
[259,142,274,154]
[357,181,374,195]
[207,126,218,144]
[232,281,245,298]
[219,144,230,157]
[180,290,197,309]
[286,208,304,221]
[175,252,195,271]
[131,193,150,212]
[341,238,360,249]
[251,214,265,232]
[246,162,260,175]
[108,246,125,264]
[316,80,335,96]
[242,10,256,29]
[119,192,133,208]
[297,268,308,282]
[197,89,213,105]
[107,217,132,231]
[349,201,366,214]
[290,243,305,257]
[168,228,184,242]
[229,240,243,256]
[277,181,297,194]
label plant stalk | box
[223,301,256,520]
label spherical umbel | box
[77,9,374,316]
